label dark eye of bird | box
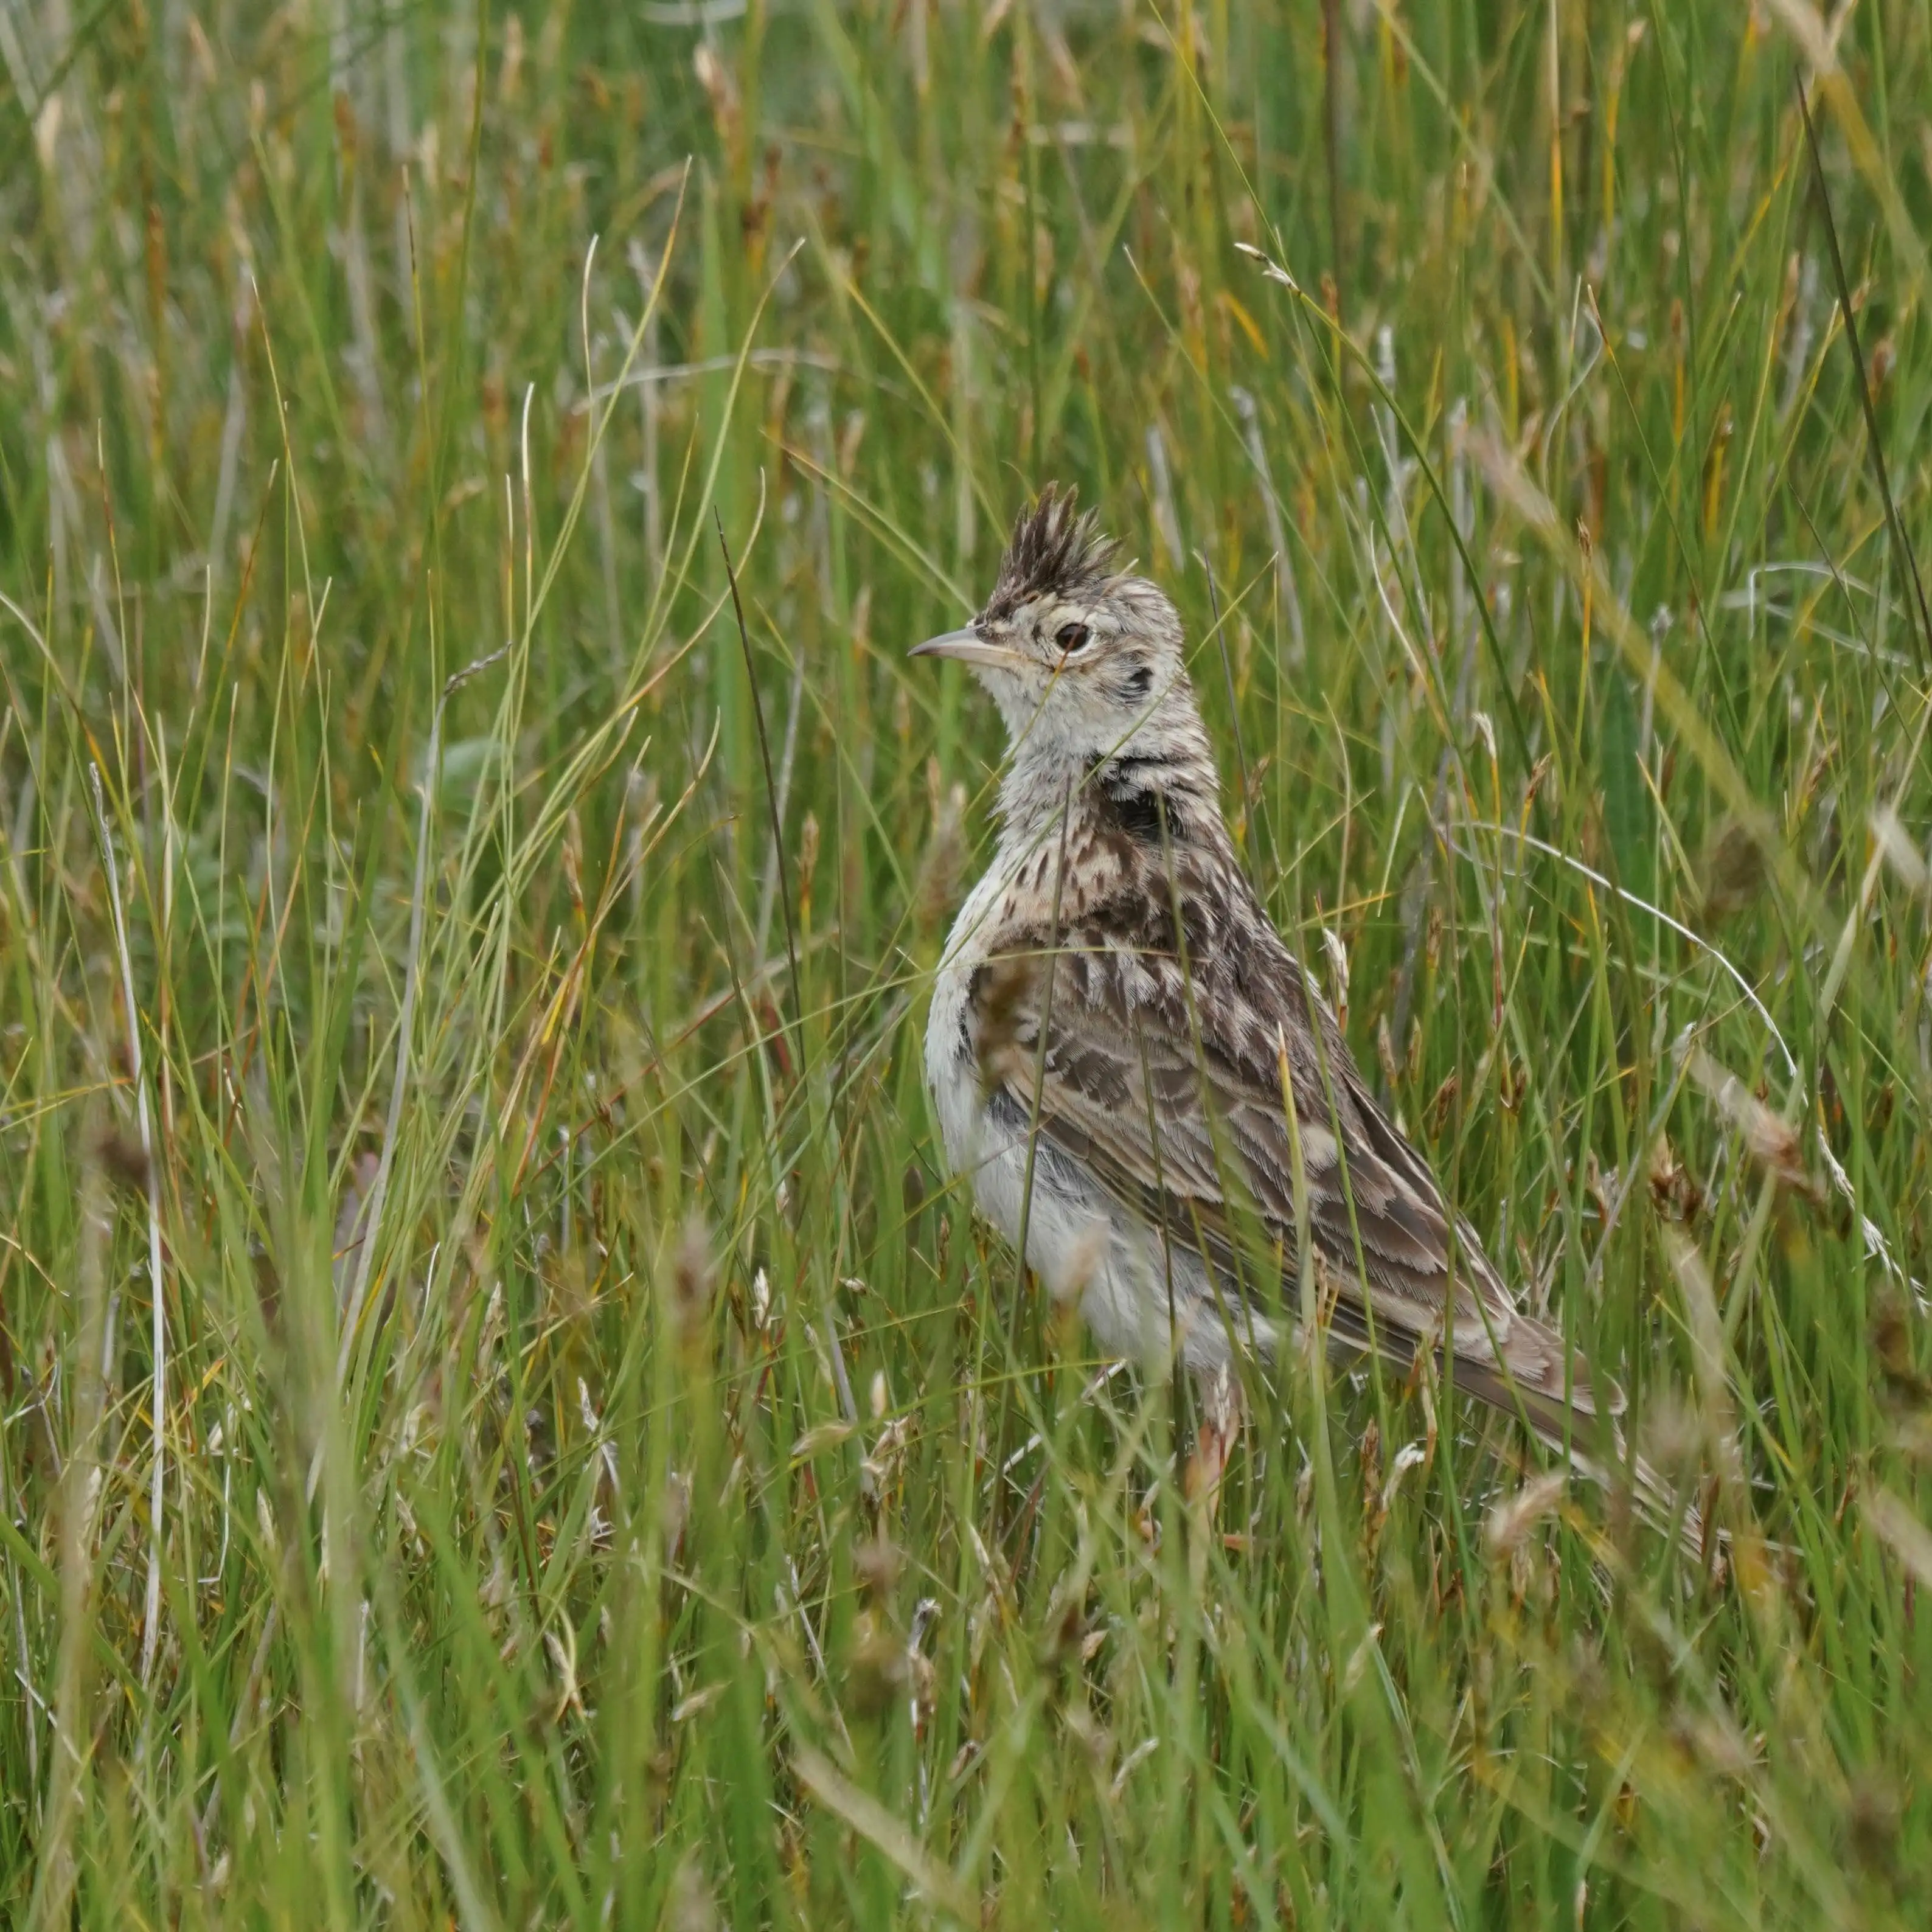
[1056,621,1091,654]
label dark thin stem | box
[1796,79,1932,675]
[717,510,808,1083]
[1195,551,1252,872]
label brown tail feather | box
[1456,1360,1712,1562]
[1297,1292,1715,1560]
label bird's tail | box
[1463,1360,1717,1564]
[1579,1436,1714,1565]
[1541,1413,1718,1567]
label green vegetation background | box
[2,0,1930,1924]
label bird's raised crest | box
[982,485,1121,624]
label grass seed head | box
[670,1211,715,1344]
[1698,818,1766,922]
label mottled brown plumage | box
[917,490,1690,1540]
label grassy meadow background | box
[4,0,1932,1923]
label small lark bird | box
[917,488,1668,1521]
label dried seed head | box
[562,807,585,912]
[666,1852,721,1932]
[1686,1047,1821,1203]
[1647,1135,1703,1223]
[1870,1290,1931,1405]
[797,810,821,900]
[671,1211,714,1336]
[1640,1392,1703,1479]
[93,1125,150,1194]
[854,1534,903,1601]
[1375,1013,1402,1093]
[915,777,968,934]
[662,1470,691,1556]
[1320,925,1350,1030]
[1846,1772,1902,1871]
[1483,1469,1567,1556]
[1037,1583,1090,1670]
[1698,818,1765,922]
[843,1608,911,1721]
[691,42,739,146]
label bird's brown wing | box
[970,888,1619,1437]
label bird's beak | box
[909,627,1025,671]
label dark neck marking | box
[1102,785,1168,844]
[1086,752,1187,847]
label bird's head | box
[911,488,1207,780]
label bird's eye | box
[1056,622,1091,655]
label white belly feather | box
[923,868,1272,1374]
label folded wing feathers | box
[971,884,1622,1439]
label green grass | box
[3,0,1931,1923]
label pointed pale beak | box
[909,627,1026,671]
